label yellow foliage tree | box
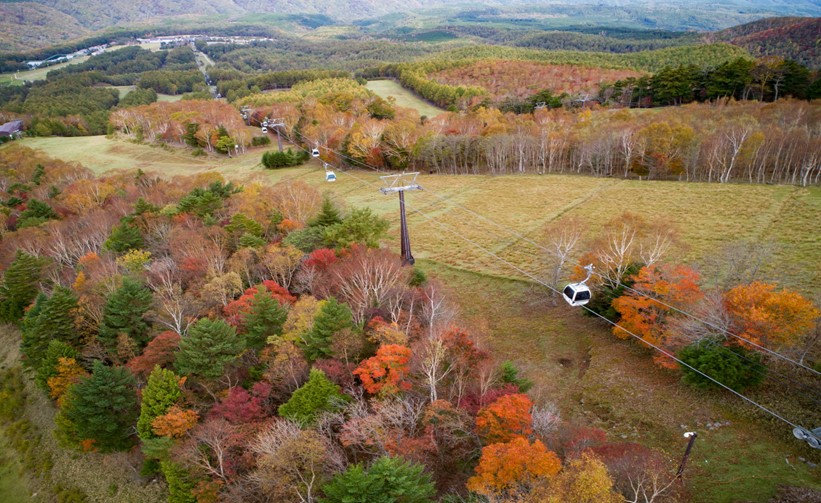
[527,452,621,503]
[151,406,199,438]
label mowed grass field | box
[366,79,446,118]
[13,135,821,501]
[0,56,92,86]
[105,85,183,102]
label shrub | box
[252,136,271,146]
[261,148,309,169]
[678,340,766,391]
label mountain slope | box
[708,17,821,68]
[0,3,89,52]
[1,1,820,54]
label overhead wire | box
[321,160,805,430]
[290,128,820,377]
[277,123,820,424]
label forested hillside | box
[708,17,821,69]
[0,3,89,53]
[1,1,820,501]
[2,0,820,53]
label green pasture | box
[366,79,445,118]
[0,55,91,86]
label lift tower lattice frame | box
[379,172,422,266]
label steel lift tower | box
[380,172,422,265]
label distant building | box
[0,120,24,139]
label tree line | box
[238,78,819,186]
[0,46,207,137]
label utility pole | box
[380,172,422,266]
[676,432,698,480]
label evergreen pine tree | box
[309,196,343,228]
[21,287,79,369]
[0,251,45,323]
[35,340,78,392]
[20,199,58,221]
[322,456,436,503]
[104,217,144,253]
[98,278,153,350]
[20,292,47,368]
[278,368,348,425]
[243,289,288,350]
[175,318,244,379]
[323,207,389,249]
[161,461,197,503]
[137,366,182,440]
[303,297,353,361]
[58,361,139,452]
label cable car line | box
[278,135,818,440]
[280,138,816,438]
[282,126,820,377]
[299,135,819,376]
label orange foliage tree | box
[724,281,820,348]
[475,393,533,444]
[353,344,412,396]
[47,357,88,407]
[612,264,703,365]
[467,436,561,498]
[151,406,200,438]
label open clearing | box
[0,42,167,87]
[105,85,182,102]
[0,56,92,86]
[12,135,821,501]
[366,79,446,118]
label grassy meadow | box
[105,85,183,102]
[423,262,821,503]
[366,79,446,118]
[0,56,92,86]
[10,135,821,501]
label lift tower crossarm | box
[379,172,422,194]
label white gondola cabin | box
[261,126,268,133]
[562,264,594,307]
[312,148,320,158]
[562,284,591,306]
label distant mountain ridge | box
[0,0,819,53]
[709,17,821,69]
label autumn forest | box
[0,3,820,503]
